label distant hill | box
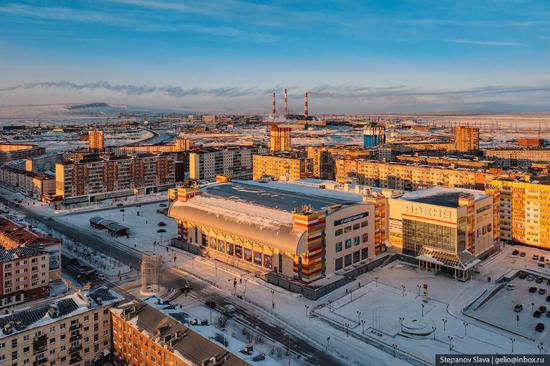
[66,102,110,110]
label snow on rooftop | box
[185,194,293,229]
[237,179,364,203]
[399,186,487,202]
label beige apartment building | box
[88,130,104,152]
[253,154,313,181]
[335,158,501,191]
[306,145,375,180]
[490,177,550,249]
[454,126,479,153]
[188,145,268,181]
[0,247,49,308]
[56,153,176,204]
[484,148,550,167]
[0,144,45,163]
[0,288,121,366]
[269,125,292,153]
[0,166,55,199]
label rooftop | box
[206,180,361,212]
[0,288,122,339]
[398,186,488,208]
[0,246,46,261]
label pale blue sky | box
[1,0,550,113]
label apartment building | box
[189,145,268,181]
[0,144,45,163]
[484,148,550,167]
[306,145,376,180]
[0,216,61,281]
[454,126,479,153]
[0,246,49,308]
[111,302,252,366]
[396,155,494,169]
[88,130,104,152]
[55,153,176,204]
[0,166,55,199]
[335,158,501,191]
[117,137,191,154]
[0,288,121,366]
[388,187,499,280]
[269,125,292,153]
[252,153,312,181]
[490,177,550,249]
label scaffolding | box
[141,252,161,295]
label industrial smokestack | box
[284,88,288,115]
[272,92,276,115]
[304,92,309,118]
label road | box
[0,194,343,366]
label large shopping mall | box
[168,180,378,283]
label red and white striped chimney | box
[304,92,309,118]
[283,88,288,115]
[272,92,276,115]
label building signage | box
[405,204,453,220]
[334,211,369,226]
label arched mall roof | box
[168,199,307,256]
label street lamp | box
[421,303,425,317]
[326,336,330,350]
[350,288,354,302]
[345,323,349,336]
[417,284,421,296]
[356,310,362,324]
[361,319,366,334]
[375,277,378,287]
[448,336,453,351]
[463,321,468,337]
[401,285,406,296]
[432,326,436,340]
[442,318,447,332]
[538,342,544,355]
[271,289,275,308]
[510,338,516,353]
[305,304,309,318]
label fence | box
[266,254,394,300]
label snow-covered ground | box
[48,198,550,365]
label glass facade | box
[402,219,456,256]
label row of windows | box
[203,236,273,269]
[335,220,369,236]
[335,234,368,252]
[334,248,369,270]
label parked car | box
[529,286,538,293]
[539,288,547,295]
[534,310,542,318]
[117,203,124,207]
[157,229,166,233]
[520,252,526,257]
[547,310,550,318]
[539,305,547,313]
[519,272,527,279]
[536,323,545,332]
[540,256,545,262]
[97,273,106,281]
[512,250,519,256]
[507,284,515,291]
[223,304,236,315]
[533,254,539,260]
[514,304,523,312]
[538,262,545,268]
[536,277,544,284]
[158,222,167,227]
[547,295,550,302]
[528,275,535,281]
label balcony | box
[32,358,48,366]
[69,332,82,342]
[70,323,82,331]
[69,356,83,365]
[70,344,82,353]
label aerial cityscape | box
[1,1,550,366]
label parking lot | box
[465,266,550,342]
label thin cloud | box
[0,3,277,42]
[448,38,524,46]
